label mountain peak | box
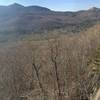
[89,7,100,11]
[9,3,24,8]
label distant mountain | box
[0,3,100,36]
[88,7,100,11]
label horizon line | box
[0,2,100,12]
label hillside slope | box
[0,23,100,100]
[0,3,100,36]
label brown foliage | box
[0,24,100,100]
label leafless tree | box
[47,38,64,100]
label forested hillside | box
[0,24,100,100]
[0,3,100,37]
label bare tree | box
[48,38,63,100]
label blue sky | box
[0,0,100,11]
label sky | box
[0,0,100,11]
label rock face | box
[0,3,100,35]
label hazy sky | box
[0,0,100,11]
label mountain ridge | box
[0,3,100,39]
[0,3,100,12]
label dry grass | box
[0,24,100,100]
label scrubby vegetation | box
[0,24,100,100]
